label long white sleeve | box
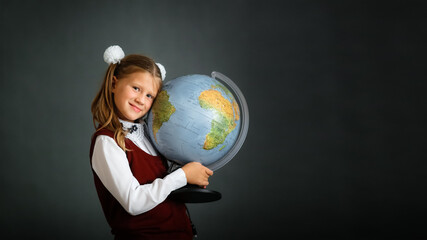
[91,135,187,216]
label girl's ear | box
[112,76,118,91]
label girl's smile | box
[112,71,160,122]
[130,103,142,113]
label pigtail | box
[91,63,129,151]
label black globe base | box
[169,184,222,203]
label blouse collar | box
[119,119,144,135]
[118,118,158,156]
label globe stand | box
[169,184,221,203]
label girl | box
[90,45,213,240]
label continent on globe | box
[151,90,175,142]
[198,86,240,150]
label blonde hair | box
[91,54,163,151]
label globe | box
[146,72,249,171]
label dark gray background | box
[1,0,426,239]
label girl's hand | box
[181,162,213,188]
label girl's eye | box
[147,94,153,99]
[133,87,140,91]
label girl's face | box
[112,71,160,122]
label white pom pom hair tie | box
[156,63,166,81]
[103,45,125,64]
[103,45,166,80]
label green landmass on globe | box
[151,90,176,142]
[198,87,239,150]
[151,84,240,151]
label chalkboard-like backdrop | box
[1,1,426,239]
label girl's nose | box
[135,95,145,105]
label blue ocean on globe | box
[146,74,243,170]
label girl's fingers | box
[206,169,213,176]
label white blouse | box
[91,119,187,216]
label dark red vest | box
[89,129,193,240]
